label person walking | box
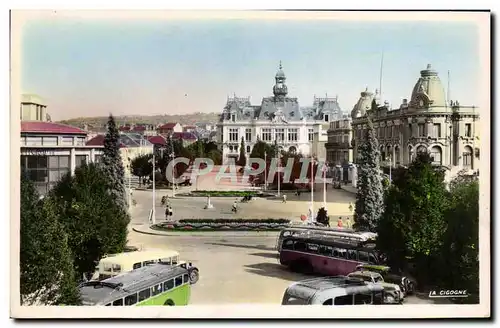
[348,202,354,213]
[282,194,287,203]
[337,216,343,228]
[345,216,352,229]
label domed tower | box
[273,61,288,100]
[351,87,374,119]
[409,64,446,111]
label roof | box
[172,132,197,140]
[119,126,131,131]
[147,135,167,145]
[132,125,146,131]
[79,264,188,305]
[21,121,87,135]
[86,133,153,148]
[99,249,179,266]
[85,134,126,148]
[158,123,178,129]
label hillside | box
[58,112,220,128]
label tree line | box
[20,115,130,305]
[354,112,479,303]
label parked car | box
[355,264,417,296]
[347,270,404,304]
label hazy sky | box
[21,17,479,121]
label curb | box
[131,225,279,237]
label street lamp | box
[276,137,281,197]
[310,156,314,222]
[322,162,327,209]
[170,138,176,198]
[127,157,132,208]
[264,151,267,191]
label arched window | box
[417,145,427,154]
[463,146,473,168]
[246,145,251,153]
[408,146,413,163]
[430,146,442,165]
[380,145,386,161]
[394,146,400,164]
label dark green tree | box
[249,139,274,160]
[376,152,449,284]
[50,163,130,280]
[207,149,222,165]
[20,177,80,305]
[102,114,127,209]
[130,153,153,185]
[353,118,384,232]
[237,137,247,167]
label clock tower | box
[273,61,288,100]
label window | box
[358,251,370,263]
[246,145,250,153]
[163,279,174,291]
[465,123,472,137]
[433,123,441,138]
[275,128,285,142]
[463,146,473,167]
[152,284,163,296]
[306,243,319,253]
[408,124,412,137]
[368,253,378,265]
[159,257,171,265]
[112,299,124,306]
[354,293,373,305]
[138,288,151,301]
[61,137,74,146]
[125,293,138,305]
[105,303,111,306]
[282,240,294,250]
[334,295,353,305]
[76,137,86,146]
[262,128,272,142]
[288,128,298,142]
[333,247,347,259]
[75,155,87,168]
[294,242,307,252]
[172,257,178,265]
[323,299,333,305]
[324,114,329,122]
[175,276,183,287]
[308,129,314,142]
[229,128,239,142]
[133,262,142,269]
[231,114,236,122]
[318,245,333,256]
[418,123,425,137]
[112,264,121,272]
[391,126,395,137]
[245,128,252,142]
[42,137,58,146]
[347,249,358,260]
[183,274,189,284]
[430,146,442,166]
[26,136,42,146]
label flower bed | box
[183,190,263,197]
[152,218,291,231]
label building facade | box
[325,117,354,165]
[350,64,480,183]
[217,62,344,163]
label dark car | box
[355,264,417,296]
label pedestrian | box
[337,216,343,228]
[165,206,170,219]
[282,194,287,203]
[168,205,173,217]
[345,217,352,229]
[232,199,238,213]
[348,202,354,213]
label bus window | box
[322,299,333,305]
[353,293,373,305]
[163,279,174,291]
[307,243,319,253]
[133,262,142,270]
[282,240,294,250]
[172,257,179,265]
[333,247,347,259]
[103,263,112,272]
[111,264,121,272]
[183,274,189,284]
[159,258,171,265]
[368,253,378,264]
[143,260,155,266]
[373,291,384,304]
[283,231,291,237]
[112,298,124,306]
[151,284,163,296]
[99,274,113,280]
[358,251,370,263]
[347,249,358,260]
[125,293,138,306]
[334,295,353,305]
[318,245,333,256]
[105,303,111,306]
[138,288,151,302]
[295,242,307,252]
[175,276,183,287]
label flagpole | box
[323,162,326,208]
[152,150,156,225]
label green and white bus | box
[79,263,192,306]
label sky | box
[20,15,480,121]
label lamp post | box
[264,151,267,191]
[151,150,156,225]
[310,156,314,222]
[322,162,327,209]
[276,137,281,198]
[170,138,175,198]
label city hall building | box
[216,63,344,163]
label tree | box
[237,137,247,167]
[20,177,80,305]
[130,153,153,185]
[102,114,127,209]
[439,173,479,303]
[50,163,130,280]
[376,152,449,285]
[353,118,384,232]
[249,139,274,160]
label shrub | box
[178,218,290,224]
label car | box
[347,271,404,304]
[355,264,417,296]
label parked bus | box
[79,263,191,306]
[279,235,379,275]
[276,226,377,252]
[281,276,387,305]
[92,249,199,284]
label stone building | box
[350,64,480,183]
[217,62,344,163]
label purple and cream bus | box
[279,235,380,276]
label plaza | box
[127,189,442,305]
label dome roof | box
[275,61,286,79]
[409,64,446,109]
[351,87,374,118]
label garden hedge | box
[178,218,290,224]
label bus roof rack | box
[79,281,123,290]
